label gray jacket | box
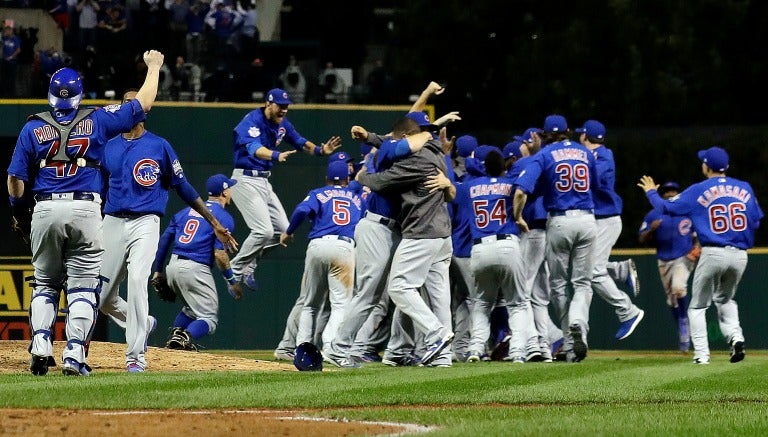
[357,139,451,239]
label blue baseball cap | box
[359,143,373,157]
[405,111,435,127]
[328,151,354,163]
[327,160,350,181]
[520,127,542,143]
[206,174,237,196]
[698,146,729,172]
[543,114,567,133]
[474,145,501,163]
[456,135,479,158]
[658,181,681,195]
[575,120,606,140]
[266,88,293,105]
[502,140,524,159]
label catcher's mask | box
[293,342,323,371]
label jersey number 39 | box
[554,163,589,192]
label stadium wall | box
[0,102,765,352]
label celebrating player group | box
[7,53,761,376]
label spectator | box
[165,0,190,60]
[278,55,306,103]
[317,61,347,103]
[235,0,258,61]
[366,59,393,104]
[49,0,71,32]
[185,0,208,65]
[76,0,100,54]
[205,0,242,70]
[1,22,22,97]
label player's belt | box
[547,209,593,218]
[364,211,400,229]
[172,254,194,261]
[108,211,147,219]
[701,244,743,250]
[318,235,355,245]
[34,191,99,202]
[473,234,516,245]
[239,169,272,178]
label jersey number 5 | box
[554,163,589,192]
[332,199,351,225]
[709,202,747,233]
[473,198,507,229]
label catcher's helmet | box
[293,342,323,371]
[48,67,83,110]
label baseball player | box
[98,89,237,373]
[456,146,538,363]
[7,52,165,376]
[151,174,240,351]
[513,114,598,363]
[638,146,763,364]
[229,88,342,291]
[279,160,363,357]
[575,120,644,341]
[638,181,698,352]
[356,117,457,367]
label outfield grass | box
[2,350,767,436]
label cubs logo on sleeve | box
[133,158,161,186]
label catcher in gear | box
[638,181,699,352]
[151,174,240,352]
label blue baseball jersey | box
[102,130,189,216]
[455,175,519,240]
[514,140,597,213]
[647,176,763,250]
[232,108,308,171]
[590,145,622,217]
[639,209,694,261]
[7,100,146,193]
[448,182,473,257]
[286,184,363,240]
[508,156,547,230]
[156,202,236,267]
[362,138,403,219]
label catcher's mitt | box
[10,202,31,244]
[151,275,176,302]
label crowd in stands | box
[0,0,396,104]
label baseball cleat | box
[525,350,545,362]
[62,358,91,376]
[127,362,145,373]
[570,324,588,362]
[465,351,483,363]
[240,272,259,291]
[358,352,382,363]
[273,350,295,361]
[625,259,640,297]
[382,354,421,367]
[420,332,454,366]
[321,351,361,369]
[490,335,511,361]
[615,310,645,340]
[550,337,565,361]
[693,357,710,365]
[730,341,745,363]
[30,354,50,376]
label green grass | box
[2,350,768,436]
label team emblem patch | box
[104,104,120,113]
[248,126,261,138]
[678,218,692,236]
[172,159,184,177]
[133,159,161,187]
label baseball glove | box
[10,202,31,244]
[151,276,176,302]
[686,245,702,263]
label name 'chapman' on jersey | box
[470,181,513,198]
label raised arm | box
[134,50,165,113]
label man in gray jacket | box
[356,117,456,366]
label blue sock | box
[186,319,210,340]
[679,295,690,313]
[173,312,195,329]
[490,306,510,344]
